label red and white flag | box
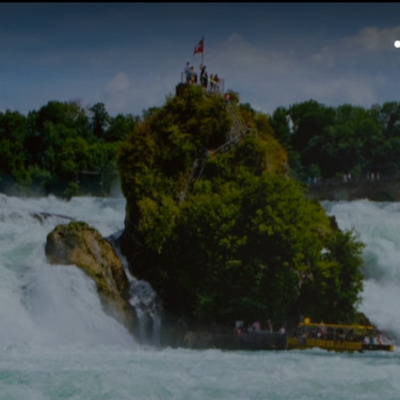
[193,38,204,55]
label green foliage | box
[298,228,364,323]
[118,85,231,251]
[118,86,365,328]
[0,100,137,197]
[107,113,139,142]
[270,106,292,150]
[0,86,368,328]
[62,181,82,199]
[137,194,179,253]
[90,102,111,139]
[160,167,363,327]
[271,100,400,181]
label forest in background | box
[2,96,400,198]
[270,100,400,183]
[0,101,139,198]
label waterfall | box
[0,194,399,347]
[129,279,162,347]
[0,194,135,347]
[322,199,400,341]
[107,231,162,347]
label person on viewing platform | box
[190,66,198,84]
[200,65,208,88]
[224,92,230,104]
[209,74,215,91]
[213,74,220,92]
[185,62,191,83]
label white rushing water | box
[0,194,135,348]
[322,200,400,340]
[0,194,399,400]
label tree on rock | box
[118,85,365,330]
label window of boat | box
[326,327,334,339]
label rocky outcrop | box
[45,221,137,336]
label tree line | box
[0,101,139,198]
[270,99,400,183]
[2,97,400,198]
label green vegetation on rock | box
[118,85,365,329]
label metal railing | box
[177,97,257,204]
[180,71,225,94]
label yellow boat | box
[287,318,395,352]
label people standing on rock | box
[185,62,191,83]
[223,92,230,104]
[209,74,215,91]
[190,66,198,84]
[213,74,220,92]
[200,65,208,89]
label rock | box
[45,221,137,336]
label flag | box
[193,38,204,55]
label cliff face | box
[45,221,137,336]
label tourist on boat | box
[235,321,243,336]
[252,321,261,331]
[318,320,327,339]
[377,333,383,345]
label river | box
[0,194,399,399]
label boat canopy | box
[301,317,376,332]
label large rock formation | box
[45,221,137,336]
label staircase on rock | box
[177,100,257,204]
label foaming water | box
[1,194,400,399]
[0,346,399,400]
[0,194,134,348]
[322,200,400,340]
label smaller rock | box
[45,221,137,336]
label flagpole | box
[202,36,204,66]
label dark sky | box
[1,2,400,116]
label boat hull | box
[287,337,394,352]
